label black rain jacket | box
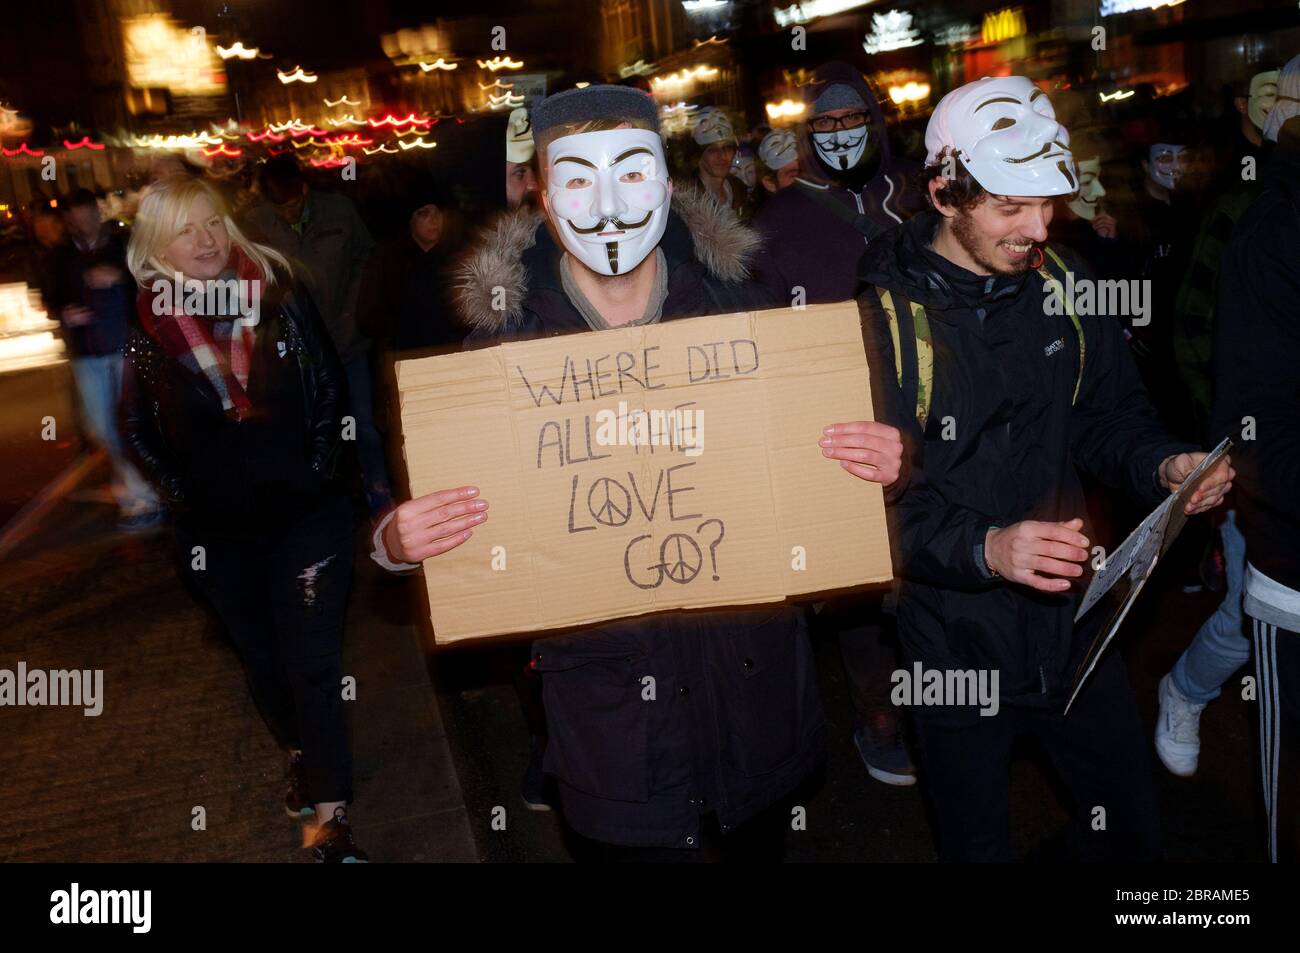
[857,211,1194,724]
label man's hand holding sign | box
[384,414,904,566]
[384,303,899,641]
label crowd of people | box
[7,50,1298,863]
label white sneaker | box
[1155,673,1206,777]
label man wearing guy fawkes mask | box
[1048,137,1125,281]
[1122,127,1203,439]
[752,61,922,306]
[1173,67,1280,441]
[752,61,924,788]
[371,85,906,859]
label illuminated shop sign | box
[1100,0,1185,14]
[934,22,978,47]
[774,0,871,28]
[862,11,924,54]
[981,7,1026,45]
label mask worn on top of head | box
[759,128,799,171]
[506,106,535,164]
[1147,143,1186,192]
[733,152,756,189]
[545,128,671,277]
[925,75,1076,196]
[1068,157,1106,221]
[1247,71,1280,132]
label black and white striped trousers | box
[1252,617,1299,863]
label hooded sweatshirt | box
[751,61,922,306]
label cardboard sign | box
[395,301,893,644]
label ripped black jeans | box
[176,496,355,805]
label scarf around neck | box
[137,245,268,420]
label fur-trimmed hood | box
[452,184,760,334]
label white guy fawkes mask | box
[759,128,799,170]
[811,122,868,171]
[1247,70,1279,132]
[733,152,756,188]
[506,106,534,164]
[545,128,671,277]
[925,75,1076,196]
[1147,143,1186,192]
[1068,157,1106,221]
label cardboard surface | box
[396,301,893,644]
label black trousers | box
[911,652,1162,862]
[819,593,899,728]
[177,496,355,805]
[1251,617,1300,863]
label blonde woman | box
[121,174,366,862]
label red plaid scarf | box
[137,246,267,420]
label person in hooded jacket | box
[751,61,923,306]
[751,61,924,785]
[372,85,906,859]
[857,76,1233,861]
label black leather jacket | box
[121,280,349,521]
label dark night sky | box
[0,0,583,132]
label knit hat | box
[812,83,866,115]
[531,84,660,138]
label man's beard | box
[951,209,1034,277]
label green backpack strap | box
[1038,246,1086,405]
[877,247,1084,429]
[876,286,934,428]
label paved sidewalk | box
[0,493,476,863]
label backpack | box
[873,245,1086,428]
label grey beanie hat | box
[532,84,660,137]
[812,83,866,115]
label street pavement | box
[0,486,476,862]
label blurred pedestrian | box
[685,107,749,218]
[24,200,67,312]
[1120,128,1201,438]
[755,128,800,197]
[359,178,464,355]
[245,157,390,513]
[50,188,161,529]
[1050,137,1125,280]
[505,105,539,211]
